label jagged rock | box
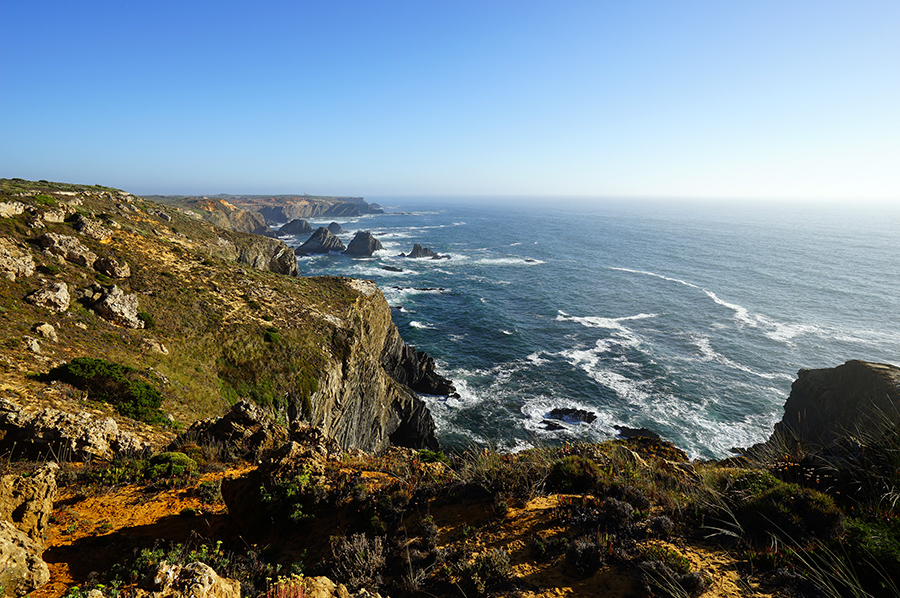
[381,266,403,273]
[344,231,384,257]
[171,400,290,461]
[380,341,456,397]
[400,244,449,259]
[33,323,57,342]
[89,284,144,328]
[94,256,131,278]
[24,282,70,312]
[747,360,900,455]
[155,210,172,222]
[0,463,58,543]
[548,408,598,424]
[37,232,97,267]
[73,214,112,241]
[201,202,271,236]
[296,227,346,255]
[0,521,50,597]
[0,201,25,218]
[0,398,149,460]
[0,237,35,281]
[614,425,661,440]
[303,576,387,598]
[134,561,240,598]
[41,209,67,223]
[278,219,313,235]
[327,221,343,235]
[23,337,41,353]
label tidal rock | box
[344,231,384,257]
[748,360,900,455]
[547,408,598,424]
[0,521,50,597]
[0,201,26,218]
[296,227,346,255]
[134,561,240,598]
[73,214,112,241]
[0,237,35,281]
[541,420,566,431]
[89,284,144,328]
[24,282,70,312]
[401,244,450,259]
[614,425,661,440]
[382,266,403,272]
[327,221,343,235]
[94,256,131,278]
[380,341,456,397]
[171,400,289,461]
[0,463,58,542]
[0,398,149,460]
[278,218,313,235]
[37,232,97,267]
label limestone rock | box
[327,221,343,235]
[296,227,346,255]
[73,214,113,241]
[0,237,35,281]
[37,232,97,268]
[0,201,25,218]
[41,209,67,223]
[0,521,50,597]
[89,284,144,328]
[33,323,58,342]
[344,231,384,257]
[0,398,149,461]
[135,561,240,598]
[94,256,131,278]
[142,338,169,354]
[0,463,58,542]
[278,218,313,235]
[24,282,70,312]
[23,337,41,353]
[172,400,289,461]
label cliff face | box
[308,279,439,451]
[197,199,274,236]
[212,232,299,276]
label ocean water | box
[284,199,900,459]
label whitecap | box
[691,336,795,381]
[410,321,435,330]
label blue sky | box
[2,1,898,201]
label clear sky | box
[2,1,898,201]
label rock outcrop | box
[0,237,35,281]
[254,198,381,222]
[37,232,97,267]
[172,400,289,461]
[24,282,70,312]
[0,398,149,460]
[296,227,346,255]
[400,244,449,259]
[87,284,144,328]
[93,256,131,278]
[344,231,384,257]
[766,360,900,451]
[211,235,299,276]
[0,201,26,218]
[278,218,313,235]
[0,520,50,596]
[72,214,112,241]
[131,561,240,598]
[201,200,274,237]
[380,331,456,397]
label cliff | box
[0,178,444,455]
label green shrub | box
[456,548,512,596]
[148,452,197,478]
[137,311,156,329]
[33,194,58,207]
[547,455,603,494]
[46,357,168,425]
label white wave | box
[556,311,657,332]
[509,242,522,246]
[447,255,545,267]
[610,267,699,289]
[410,321,435,330]
[501,329,514,335]
[526,352,549,365]
[691,336,795,381]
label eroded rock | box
[0,521,50,597]
[37,232,97,268]
[344,231,384,257]
[0,463,58,543]
[33,323,58,342]
[172,400,290,461]
[135,561,240,598]
[0,201,26,218]
[0,237,35,281]
[296,227,346,255]
[94,256,131,278]
[24,282,70,312]
[89,284,144,328]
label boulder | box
[33,323,57,342]
[41,209,67,223]
[278,219,313,235]
[0,398,149,461]
[296,227,346,255]
[0,521,50,597]
[37,232,97,268]
[73,214,113,241]
[548,408,598,424]
[89,284,144,328]
[327,222,343,235]
[24,282,70,312]
[0,463,58,543]
[171,400,290,461]
[400,244,449,259]
[0,237,35,281]
[94,256,131,278]
[0,201,26,218]
[133,561,240,598]
[344,231,384,257]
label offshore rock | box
[548,408,598,424]
[400,243,450,259]
[37,232,97,268]
[24,281,70,312]
[0,237,35,281]
[327,221,343,235]
[278,218,313,235]
[344,231,384,257]
[296,227,346,255]
[746,360,900,456]
[0,398,149,461]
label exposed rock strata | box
[0,398,149,460]
[211,235,299,276]
[327,221,343,235]
[201,200,273,237]
[172,400,290,461]
[296,227,346,255]
[0,463,58,543]
[344,231,384,257]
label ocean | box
[283,198,900,459]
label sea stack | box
[327,222,343,235]
[401,243,450,259]
[296,227,346,255]
[344,231,384,257]
[278,219,313,235]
